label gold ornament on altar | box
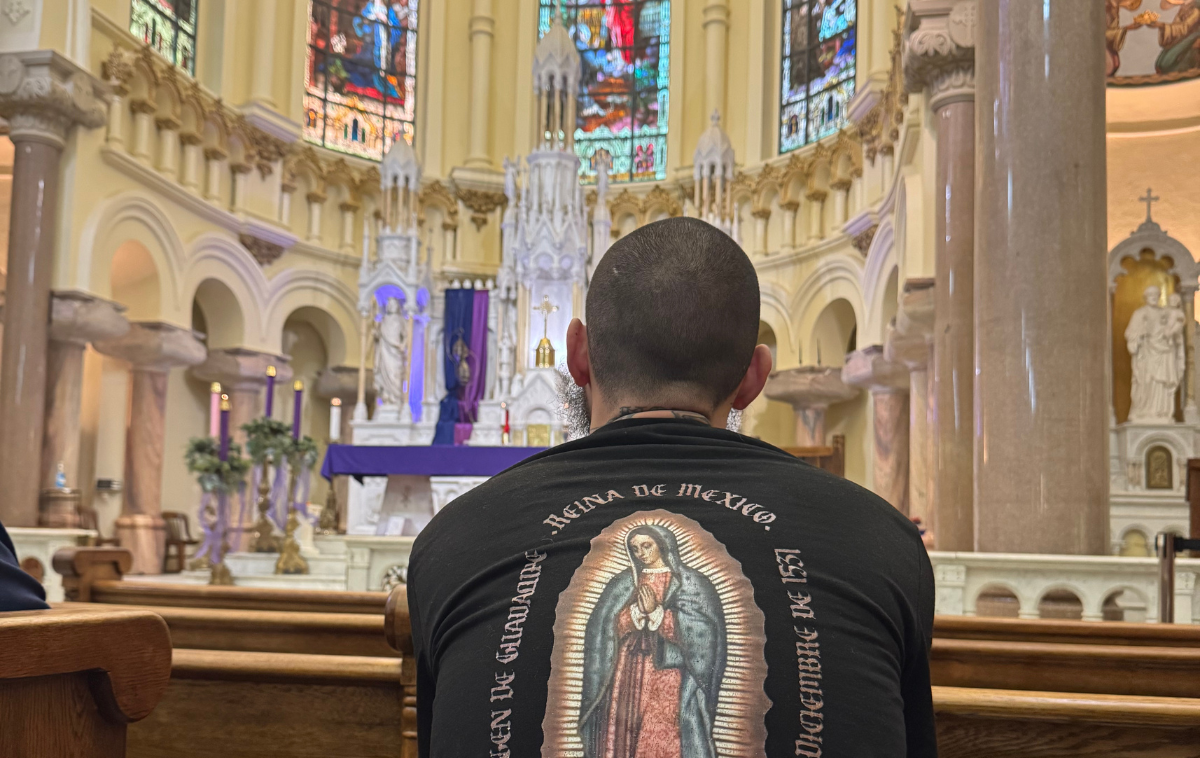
[450,328,473,385]
[534,296,559,368]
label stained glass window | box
[780,0,856,153]
[130,0,197,75]
[305,0,419,161]
[539,1,671,183]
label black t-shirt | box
[0,520,48,612]
[408,419,936,758]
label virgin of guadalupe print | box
[542,510,771,758]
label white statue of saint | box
[1126,285,1185,423]
[373,297,409,407]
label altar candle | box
[330,398,342,442]
[293,380,304,439]
[265,366,277,418]
[209,383,222,437]
[218,395,231,461]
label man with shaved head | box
[409,217,936,757]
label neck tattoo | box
[607,406,711,426]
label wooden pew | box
[0,607,172,757]
[57,601,398,658]
[935,614,1200,647]
[55,546,390,614]
[934,686,1200,758]
[128,649,409,758]
[931,638,1200,698]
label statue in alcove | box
[1126,285,1186,422]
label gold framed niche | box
[1146,445,1173,490]
[1112,250,1182,423]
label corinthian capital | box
[0,51,107,147]
[903,0,976,110]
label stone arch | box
[1103,585,1149,622]
[1036,585,1087,621]
[110,240,163,321]
[191,278,245,350]
[1118,526,1152,557]
[810,299,858,368]
[265,273,358,365]
[77,192,185,322]
[972,583,1022,618]
[861,219,898,344]
[791,253,866,361]
[759,282,797,368]
[183,233,270,348]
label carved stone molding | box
[239,233,285,266]
[456,188,506,230]
[0,51,107,147]
[903,0,976,112]
[851,224,879,255]
[417,180,459,228]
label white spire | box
[533,8,580,96]
[381,135,421,192]
[693,109,735,181]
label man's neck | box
[600,406,712,428]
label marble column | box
[94,323,207,574]
[904,2,976,550]
[885,280,936,533]
[465,0,494,168]
[764,367,860,446]
[973,0,1108,554]
[844,346,911,512]
[40,293,129,527]
[0,52,106,527]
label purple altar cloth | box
[321,444,545,481]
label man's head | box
[566,217,772,430]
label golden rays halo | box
[541,509,771,758]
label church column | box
[339,202,359,252]
[0,52,105,527]
[465,0,494,168]
[230,161,252,214]
[780,200,798,251]
[204,147,226,200]
[179,133,203,191]
[844,346,911,513]
[156,115,180,178]
[903,2,975,550]
[250,0,278,107]
[94,323,207,574]
[885,280,936,531]
[130,99,155,162]
[307,191,326,241]
[40,294,128,527]
[752,208,770,255]
[805,190,826,244]
[831,179,852,225]
[703,0,729,118]
[763,367,860,447]
[974,0,1108,554]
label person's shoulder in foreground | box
[0,519,49,612]
[408,217,936,758]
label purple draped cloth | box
[460,289,489,424]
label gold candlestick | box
[275,464,309,575]
[318,484,339,535]
[250,457,280,553]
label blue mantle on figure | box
[321,444,545,481]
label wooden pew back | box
[55,546,389,614]
[0,607,172,757]
[935,686,1200,758]
[935,614,1200,647]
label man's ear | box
[730,344,773,411]
[566,318,591,388]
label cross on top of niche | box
[1141,187,1160,222]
